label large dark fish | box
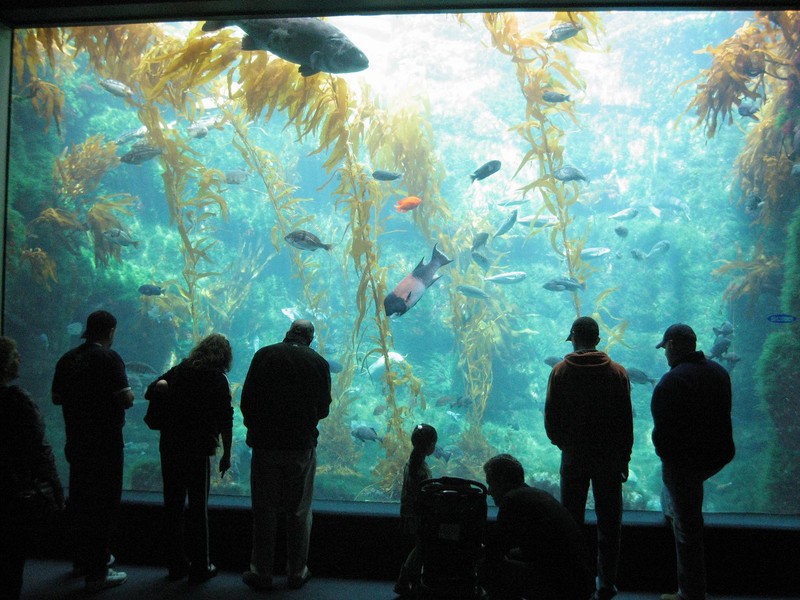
[471,232,489,251]
[542,90,571,103]
[285,230,333,251]
[384,244,452,317]
[554,166,589,182]
[372,170,402,181]
[202,18,369,77]
[138,284,164,296]
[545,21,584,43]
[543,276,585,292]
[120,144,162,165]
[470,160,501,183]
[627,367,656,386]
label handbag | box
[16,477,61,521]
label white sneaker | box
[86,569,128,593]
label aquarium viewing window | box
[2,8,799,515]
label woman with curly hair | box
[145,333,233,584]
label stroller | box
[415,477,488,599]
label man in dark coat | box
[240,319,332,592]
[51,310,133,592]
[481,454,594,600]
[651,324,735,600]
[545,316,633,600]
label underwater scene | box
[3,10,800,514]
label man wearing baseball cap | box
[545,316,633,600]
[652,323,735,600]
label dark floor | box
[19,560,798,600]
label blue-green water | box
[4,11,798,513]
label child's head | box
[411,423,438,456]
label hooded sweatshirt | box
[545,351,633,468]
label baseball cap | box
[81,310,117,339]
[655,323,696,349]
[565,316,599,342]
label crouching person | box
[481,454,594,600]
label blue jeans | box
[661,463,708,600]
[560,453,623,591]
[249,447,316,577]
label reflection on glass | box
[4,10,799,513]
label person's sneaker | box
[242,570,273,591]
[85,569,127,593]
[188,563,218,584]
[287,567,311,590]
[72,554,115,578]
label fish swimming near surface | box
[372,170,402,181]
[99,78,134,98]
[554,166,589,182]
[472,232,489,252]
[138,284,164,296]
[517,214,559,228]
[543,276,585,292]
[580,247,612,260]
[542,90,571,103]
[395,196,422,213]
[384,243,452,317]
[493,209,518,238]
[351,425,382,443]
[484,271,527,284]
[544,21,584,43]
[120,144,163,165]
[202,18,369,77]
[645,240,670,259]
[609,207,639,221]
[225,169,250,184]
[103,228,139,248]
[456,284,491,300]
[470,160,501,183]
[186,122,208,139]
[627,367,656,386]
[471,252,492,271]
[285,229,333,251]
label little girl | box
[395,423,438,596]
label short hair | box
[0,336,18,380]
[483,453,525,488]
[187,333,232,372]
[82,310,117,341]
[287,319,314,344]
[411,423,437,451]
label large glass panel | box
[4,10,799,513]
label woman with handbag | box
[144,333,233,584]
[0,336,64,600]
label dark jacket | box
[545,350,633,469]
[0,385,64,508]
[651,351,734,475]
[240,333,332,450]
[485,484,594,600]
[145,362,233,456]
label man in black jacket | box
[651,323,735,600]
[240,319,332,592]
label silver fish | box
[517,214,558,228]
[120,144,162,165]
[493,209,518,238]
[285,230,333,252]
[456,285,491,300]
[608,207,639,221]
[543,276,584,292]
[384,244,452,317]
[645,240,670,259]
[554,166,589,182]
[99,78,134,98]
[471,252,492,271]
[102,228,139,248]
[580,247,611,260]
[544,21,584,43]
[202,18,369,77]
[484,271,527,284]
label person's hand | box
[621,466,629,483]
[219,455,231,478]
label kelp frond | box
[53,134,119,201]
[20,78,65,136]
[21,247,58,289]
[69,24,164,83]
[712,241,782,301]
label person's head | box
[0,336,21,384]
[483,453,525,506]
[187,333,232,372]
[411,423,438,457]
[285,319,314,346]
[656,323,697,367]
[81,310,117,345]
[565,316,600,351]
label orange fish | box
[395,196,422,213]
